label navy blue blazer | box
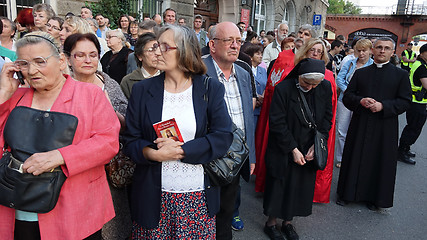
[203,55,255,182]
[123,72,233,229]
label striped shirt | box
[212,60,245,133]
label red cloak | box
[254,50,295,192]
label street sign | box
[313,14,322,26]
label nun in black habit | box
[263,58,333,240]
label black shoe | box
[281,224,299,240]
[398,153,416,165]
[264,224,285,240]
[366,203,379,211]
[406,150,416,158]
[336,197,348,206]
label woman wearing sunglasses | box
[123,25,233,239]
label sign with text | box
[313,14,322,26]
[240,9,250,29]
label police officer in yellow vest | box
[398,44,427,164]
[401,42,417,72]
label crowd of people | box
[0,3,425,240]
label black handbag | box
[201,76,249,186]
[298,89,328,170]
[0,106,78,213]
[204,124,249,186]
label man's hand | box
[369,102,383,113]
[360,97,376,108]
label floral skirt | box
[132,191,215,240]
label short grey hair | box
[106,29,126,46]
[16,31,60,56]
[85,18,98,29]
[277,22,288,29]
[157,24,207,77]
[33,3,56,19]
[373,37,396,49]
[300,72,324,81]
[299,24,317,38]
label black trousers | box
[14,220,102,240]
[400,102,427,148]
[216,175,240,240]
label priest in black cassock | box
[336,37,412,210]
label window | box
[138,0,162,19]
[1,0,42,21]
[254,0,266,34]
[283,0,296,32]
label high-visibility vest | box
[409,60,427,104]
[401,50,416,68]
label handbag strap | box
[297,87,317,129]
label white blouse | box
[161,85,205,193]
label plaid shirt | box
[212,60,245,133]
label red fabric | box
[254,50,295,193]
[313,70,337,203]
[0,75,120,240]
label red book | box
[152,118,184,142]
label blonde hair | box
[106,29,131,48]
[355,39,372,50]
[294,38,329,66]
[64,16,94,35]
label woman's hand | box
[0,62,21,104]
[305,144,314,161]
[23,150,65,175]
[143,138,185,162]
[292,148,306,165]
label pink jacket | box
[0,75,120,239]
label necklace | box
[167,78,190,93]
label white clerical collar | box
[374,61,389,68]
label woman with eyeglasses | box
[0,31,120,239]
[63,32,130,239]
[101,29,133,84]
[255,39,337,205]
[123,25,233,239]
[46,16,64,44]
[121,32,160,99]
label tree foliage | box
[85,0,131,29]
[328,0,362,14]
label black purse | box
[298,89,328,170]
[202,77,249,186]
[0,106,78,213]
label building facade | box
[1,0,328,35]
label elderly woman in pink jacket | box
[0,31,120,240]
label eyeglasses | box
[143,46,157,54]
[152,42,178,52]
[309,48,323,55]
[213,38,243,46]
[72,51,99,61]
[14,54,56,70]
[106,35,119,39]
[374,45,393,51]
[45,23,61,31]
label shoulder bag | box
[0,106,78,213]
[202,76,249,186]
[298,89,328,170]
